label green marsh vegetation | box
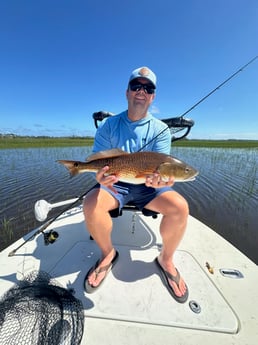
[173,139,258,149]
[173,146,258,263]
[0,136,94,149]
[1,135,257,149]
[1,217,14,247]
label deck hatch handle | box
[219,268,244,279]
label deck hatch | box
[51,243,239,334]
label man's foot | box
[84,249,119,293]
[155,256,189,303]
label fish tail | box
[57,160,79,177]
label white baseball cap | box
[129,66,157,88]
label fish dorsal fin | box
[86,148,129,161]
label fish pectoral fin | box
[86,148,129,161]
[135,173,148,179]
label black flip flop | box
[155,257,189,303]
[84,250,119,294]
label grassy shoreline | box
[0,136,258,149]
[173,139,258,148]
[0,136,94,149]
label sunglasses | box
[129,82,155,94]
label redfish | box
[58,149,198,183]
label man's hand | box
[96,166,119,193]
[145,173,174,188]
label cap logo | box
[138,67,151,77]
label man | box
[83,67,189,303]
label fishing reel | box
[43,230,59,245]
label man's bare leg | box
[83,188,118,287]
[145,190,189,297]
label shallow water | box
[0,146,257,264]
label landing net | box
[0,271,84,345]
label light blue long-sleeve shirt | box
[93,110,171,154]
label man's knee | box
[83,188,118,217]
[166,194,189,219]
[176,196,189,216]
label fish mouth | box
[176,176,197,182]
[187,177,196,181]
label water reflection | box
[0,146,257,264]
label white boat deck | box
[0,206,258,344]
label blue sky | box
[0,0,257,139]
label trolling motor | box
[161,116,194,128]
[161,116,194,142]
[93,111,194,142]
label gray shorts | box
[94,181,173,211]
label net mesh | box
[0,271,84,345]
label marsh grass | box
[1,136,258,149]
[0,136,94,149]
[1,217,14,246]
[174,139,258,148]
[172,146,258,263]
